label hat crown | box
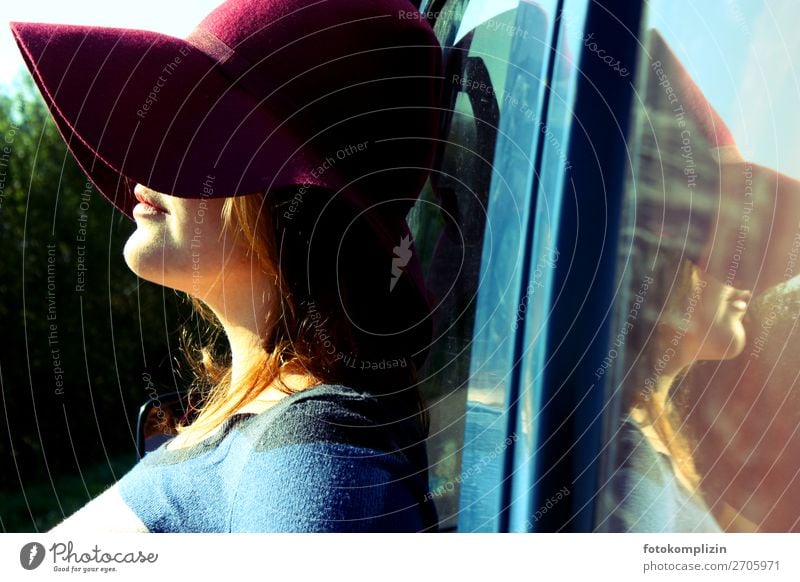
[189,0,442,201]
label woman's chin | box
[695,327,747,362]
[123,234,168,286]
[721,332,747,361]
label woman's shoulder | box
[231,384,415,451]
[145,382,412,463]
[600,416,720,532]
[120,382,436,531]
[238,382,408,456]
[271,381,378,411]
[236,382,432,507]
[611,416,675,487]
[228,383,436,532]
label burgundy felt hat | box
[636,30,800,293]
[9,0,442,219]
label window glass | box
[409,0,555,530]
[599,0,800,532]
[440,0,557,532]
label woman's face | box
[123,184,267,305]
[663,264,751,363]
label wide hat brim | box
[10,21,344,218]
[636,29,800,293]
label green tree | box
[0,76,192,532]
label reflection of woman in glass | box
[602,242,751,532]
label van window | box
[412,0,559,531]
[599,0,800,532]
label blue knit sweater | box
[598,417,720,532]
[116,384,438,532]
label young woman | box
[11,0,442,532]
[600,243,751,532]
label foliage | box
[0,76,193,531]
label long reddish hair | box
[177,186,431,444]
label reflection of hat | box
[630,29,739,265]
[637,30,800,292]
[10,0,441,218]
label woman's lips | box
[133,186,169,215]
[729,290,752,313]
[730,299,748,312]
[133,201,168,218]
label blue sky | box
[648,0,800,178]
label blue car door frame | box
[454,0,646,532]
